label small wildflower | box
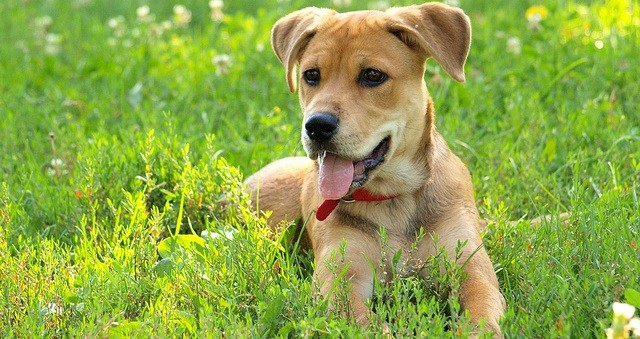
[149,21,172,37]
[47,158,68,176]
[209,0,224,21]
[136,5,151,22]
[35,16,53,32]
[443,0,460,7]
[107,16,125,37]
[107,17,119,29]
[51,158,64,168]
[614,302,636,321]
[506,37,521,55]
[44,33,61,55]
[161,20,173,30]
[494,31,507,39]
[525,5,549,31]
[607,302,640,339]
[332,0,351,6]
[212,54,231,76]
[209,0,223,9]
[173,5,191,26]
[630,318,640,337]
[368,1,390,10]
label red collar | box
[315,189,399,221]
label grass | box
[1,0,638,337]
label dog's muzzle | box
[305,112,339,142]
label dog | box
[245,2,505,335]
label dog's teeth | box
[318,150,327,164]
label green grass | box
[1,0,639,337]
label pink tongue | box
[319,152,354,200]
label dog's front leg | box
[429,217,505,337]
[312,226,381,325]
[459,265,505,336]
[245,157,313,230]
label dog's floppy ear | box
[271,7,335,92]
[386,3,471,82]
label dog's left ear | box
[386,3,471,82]
[271,7,336,92]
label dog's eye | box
[303,69,321,86]
[359,69,387,87]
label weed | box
[0,0,638,337]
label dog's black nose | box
[305,113,339,141]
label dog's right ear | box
[271,7,335,93]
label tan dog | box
[245,2,505,335]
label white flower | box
[45,33,61,44]
[494,31,507,39]
[35,16,53,31]
[209,0,224,21]
[47,158,68,176]
[368,1,390,11]
[506,37,522,55]
[44,33,61,55]
[605,328,614,339]
[107,16,126,37]
[136,6,154,24]
[212,54,231,76]
[613,302,636,321]
[443,0,460,7]
[107,17,119,29]
[332,0,351,6]
[607,302,640,338]
[209,0,223,9]
[629,317,640,336]
[161,20,173,30]
[136,5,150,19]
[51,158,64,167]
[173,5,192,26]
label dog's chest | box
[338,195,427,238]
[337,195,441,273]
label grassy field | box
[1,0,639,337]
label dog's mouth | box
[317,137,390,200]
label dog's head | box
[271,3,470,199]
